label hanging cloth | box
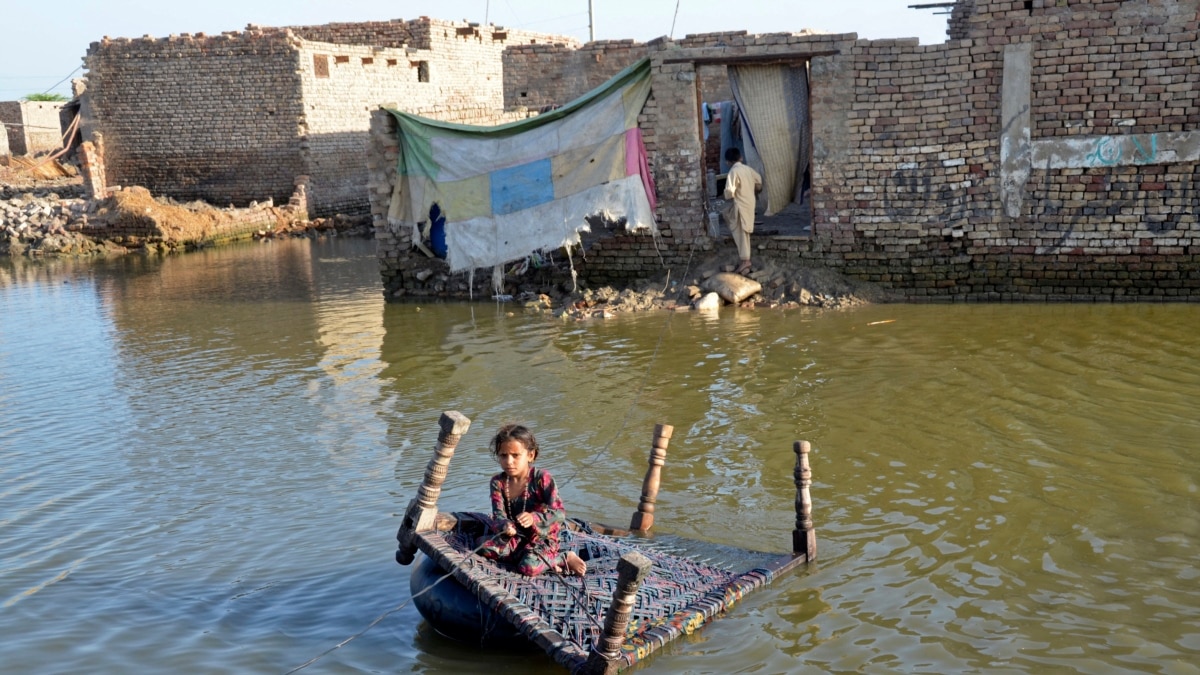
[728,64,811,216]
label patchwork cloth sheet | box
[386,58,657,273]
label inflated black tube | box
[410,554,522,645]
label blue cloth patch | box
[490,159,554,215]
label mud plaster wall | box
[84,19,576,218]
[0,121,8,156]
[0,101,64,156]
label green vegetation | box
[24,93,68,102]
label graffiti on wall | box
[880,156,1188,255]
[1028,131,1200,170]
[881,161,974,224]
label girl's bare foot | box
[564,550,587,576]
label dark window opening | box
[334,55,349,64]
[387,58,398,66]
[313,54,329,78]
[1025,0,1033,12]
[362,57,374,65]
[412,60,430,83]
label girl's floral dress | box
[478,466,566,576]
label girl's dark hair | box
[490,423,539,461]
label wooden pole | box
[396,411,472,565]
[630,423,673,532]
[792,440,817,561]
[578,551,652,675]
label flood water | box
[1,237,1198,674]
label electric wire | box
[39,66,82,96]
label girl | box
[478,423,587,577]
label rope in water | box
[283,533,502,674]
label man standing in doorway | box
[723,147,762,275]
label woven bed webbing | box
[415,520,799,671]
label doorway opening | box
[696,59,813,240]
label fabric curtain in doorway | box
[728,63,810,216]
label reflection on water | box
[1,240,1198,674]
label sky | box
[0,0,951,100]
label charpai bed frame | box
[395,411,817,674]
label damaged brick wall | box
[83,18,576,218]
[298,19,574,215]
[503,40,648,110]
[815,0,1200,300]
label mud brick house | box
[80,18,576,216]
[370,0,1199,301]
[0,101,65,157]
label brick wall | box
[83,30,307,208]
[503,40,646,109]
[84,18,575,218]
[530,3,1199,301]
[373,3,1200,302]
[294,20,573,216]
[808,0,1200,300]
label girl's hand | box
[515,512,536,528]
[503,522,518,537]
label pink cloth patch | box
[625,128,657,212]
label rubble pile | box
[1,174,372,258]
[0,190,119,256]
[500,254,892,321]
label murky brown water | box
[2,238,1197,674]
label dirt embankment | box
[1,160,368,257]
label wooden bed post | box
[792,440,817,561]
[630,423,673,532]
[579,551,653,675]
[396,411,471,565]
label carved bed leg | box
[396,411,471,565]
[792,440,817,561]
[630,423,672,532]
[578,551,653,675]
